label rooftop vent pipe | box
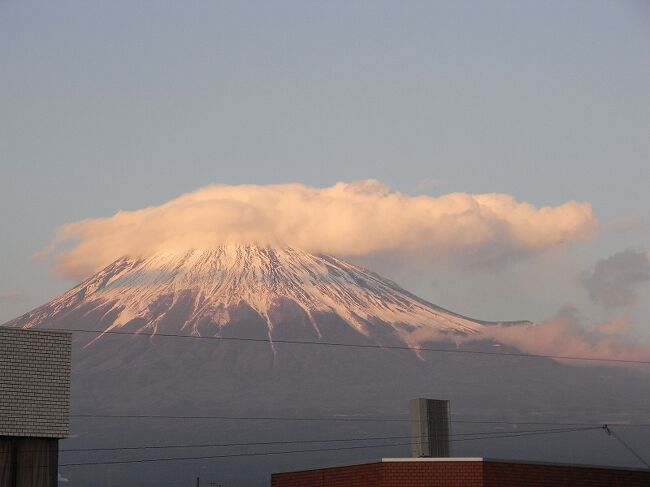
[410,398,451,458]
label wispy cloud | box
[41,180,597,279]
[407,307,650,368]
[479,309,650,367]
[583,249,650,308]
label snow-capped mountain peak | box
[9,245,491,346]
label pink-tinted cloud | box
[408,307,650,368]
[483,311,650,366]
[41,180,597,279]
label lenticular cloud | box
[44,180,597,278]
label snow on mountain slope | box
[6,245,519,346]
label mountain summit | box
[7,245,508,346]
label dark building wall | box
[0,328,71,439]
[0,438,58,487]
[271,460,650,487]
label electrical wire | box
[55,426,605,467]
[5,426,632,470]
[450,426,604,443]
[604,426,650,468]
[60,435,414,453]
[60,427,595,453]
[41,327,650,364]
[59,441,414,466]
[69,412,650,427]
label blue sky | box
[1,1,649,332]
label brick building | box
[271,457,650,486]
[0,327,72,487]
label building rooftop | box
[271,457,650,487]
[275,457,650,475]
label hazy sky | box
[1,1,649,337]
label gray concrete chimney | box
[410,398,451,457]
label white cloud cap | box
[43,180,597,278]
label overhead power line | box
[450,426,604,443]
[44,327,650,364]
[63,441,413,466]
[60,427,595,453]
[55,427,604,467]
[604,426,650,468]
[59,435,419,453]
[69,413,650,427]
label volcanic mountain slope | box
[6,245,520,346]
[5,245,650,487]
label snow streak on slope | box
[12,246,488,344]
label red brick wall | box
[271,460,650,487]
[484,461,650,487]
[271,461,483,486]
[382,461,483,487]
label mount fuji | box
[6,245,519,348]
[3,245,649,487]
